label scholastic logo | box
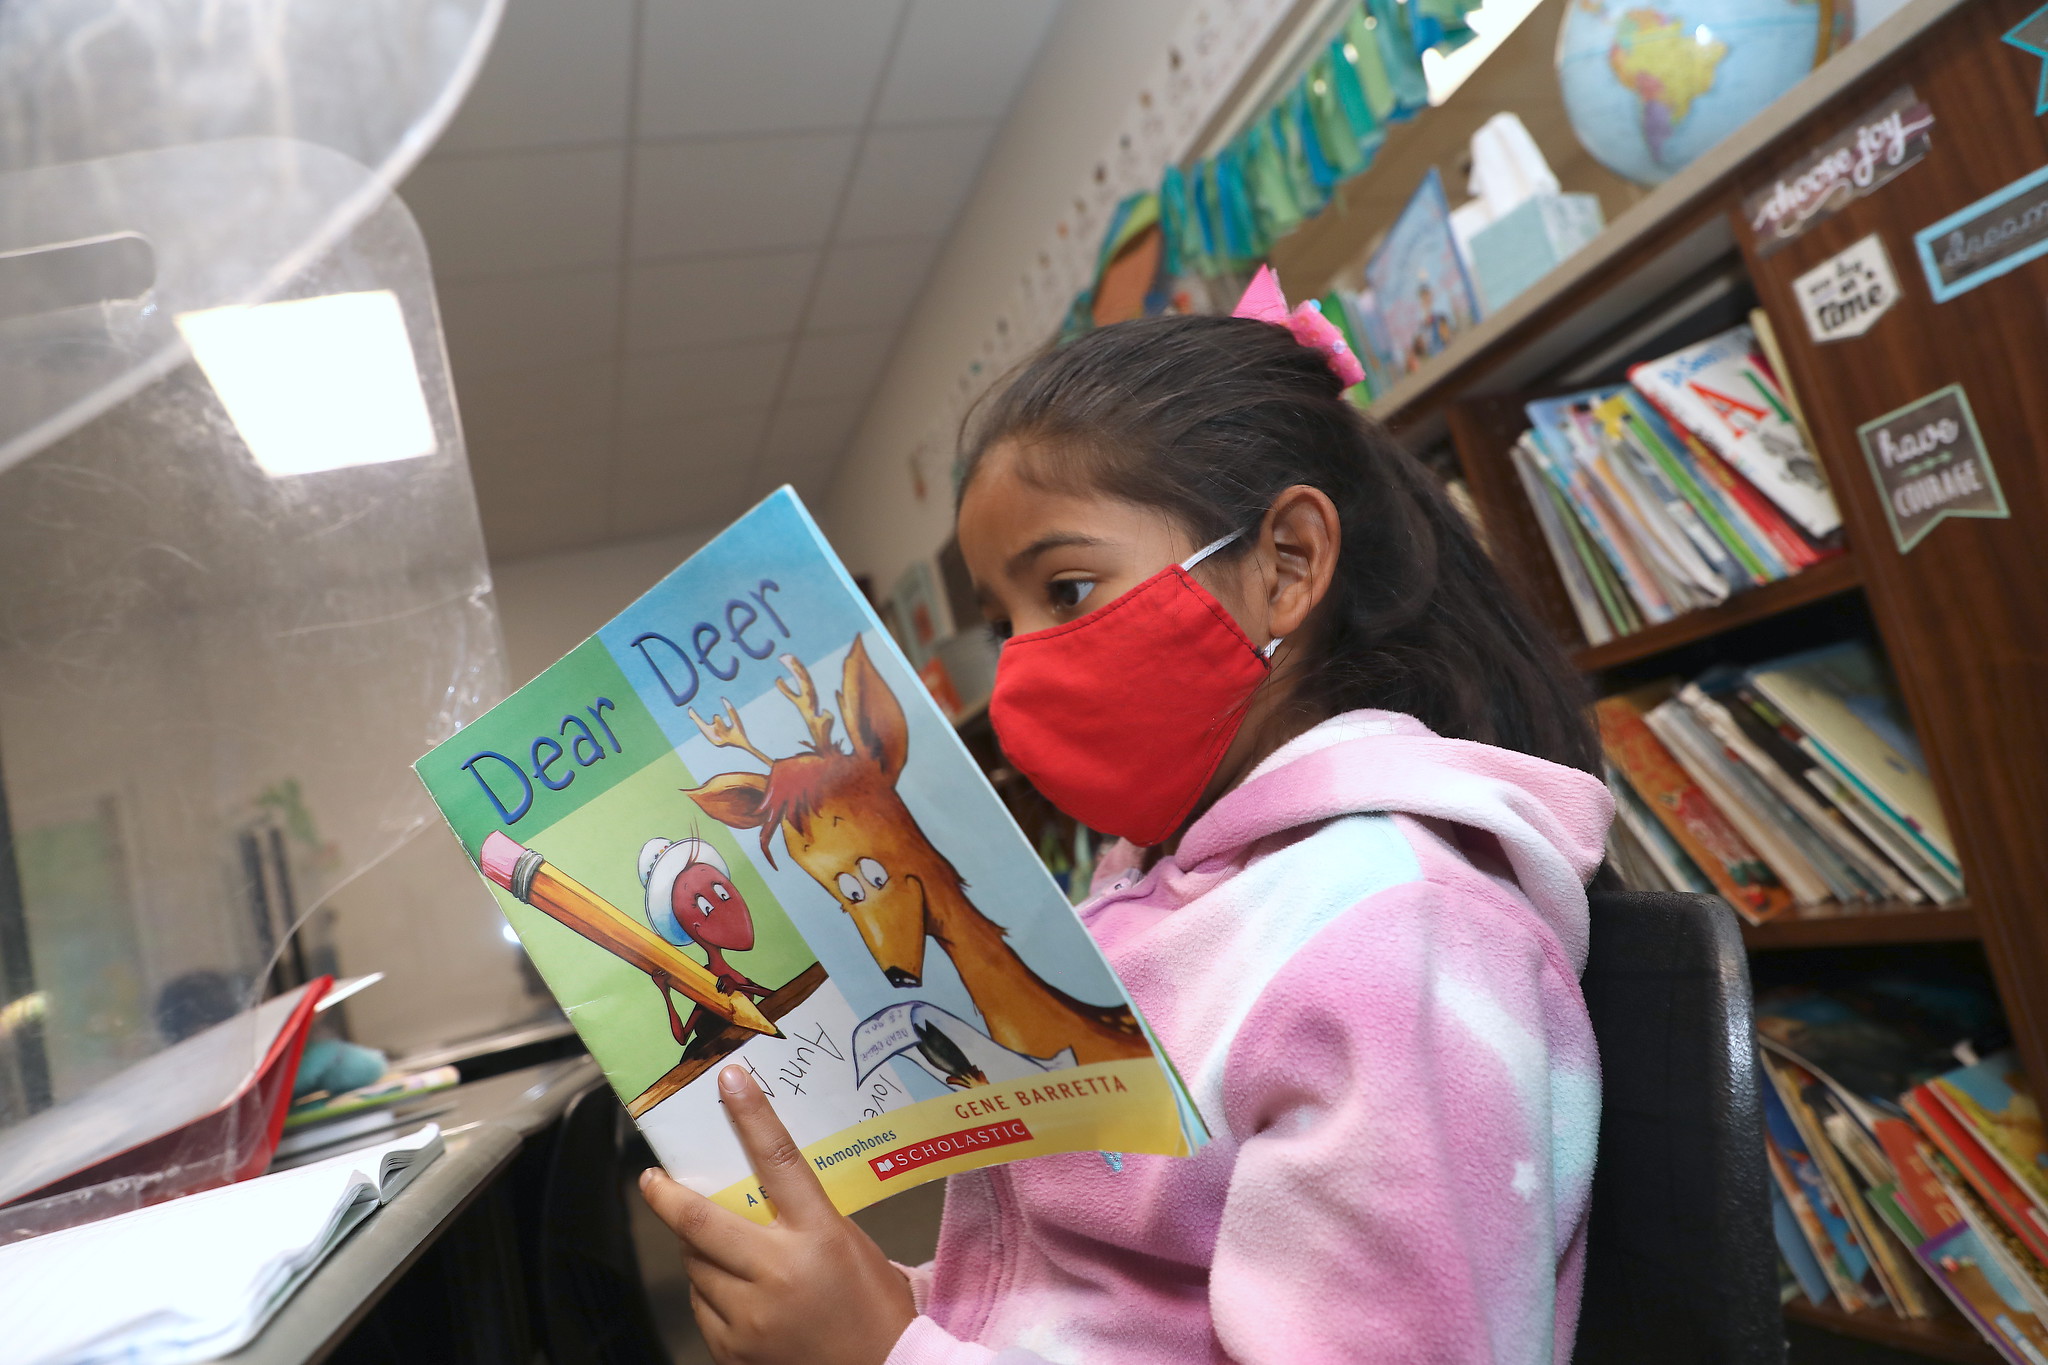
[869,1120,1032,1180]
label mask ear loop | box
[1178,530,1241,572]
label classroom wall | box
[819,0,1204,602]
[490,528,716,688]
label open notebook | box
[0,1124,442,1365]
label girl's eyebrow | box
[1007,531,1105,576]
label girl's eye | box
[694,895,714,916]
[858,857,888,889]
[713,883,731,901]
[836,872,866,903]
[1049,579,1096,611]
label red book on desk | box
[0,977,329,1230]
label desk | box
[220,1055,606,1365]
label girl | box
[640,275,1614,1365]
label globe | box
[1557,0,1843,186]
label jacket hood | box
[1177,712,1613,968]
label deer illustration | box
[682,637,1148,1068]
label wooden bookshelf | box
[1268,0,2048,1356]
[1571,554,1862,672]
[1784,1298,2003,1365]
[1742,903,1976,952]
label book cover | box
[414,490,1205,1219]
[1644,699,1833,905]
[1523,401,1677,623]
[1762,1062,1878,1309]
[1599,390,1779,587]
[1908,1086,2048,1268]
[1767,1055,1916,1313]
[1627,324,1843,540]
[1917,1222,2048,1364]
[1932,1054,2048,1214]
[1701,680,1922,904]
[1874,1116,1962,1241]
[1747,642,1958,877]
[1634,387,1826,572]
[1594,692,1792,922]
[1361,167,1481,379]
[1772,1178,1835,1306]
[1509,435,1613,646]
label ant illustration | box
[639,835,771,1057]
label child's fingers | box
[715,1064,839,1230]
[638,1167,767,1275]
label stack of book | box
[1598,640,1963,922]
[1757,982,2048,1362]
[1510,321,1844,647]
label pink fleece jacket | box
[882,711,1613,1365]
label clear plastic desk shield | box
[0,0,534,1239]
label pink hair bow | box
[1231,265,1366,389]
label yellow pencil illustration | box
[480,831,779,1038]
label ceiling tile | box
[622,250,818,354]
[630,134,857,259]
[438,269,620,380]
[402,148,627,279]
[875,0,1062,125]
[784,329,896,402]
[636,0,905,139]
[620,340,792,423]
[837,123,994,240]
[806,237,938,333]
[435,0,637,153]
[610,408,770,537]
[460,361,618,558]
[761,397,866,464]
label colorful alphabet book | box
[415,489,1206,1219]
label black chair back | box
[1571,891,1783,1365]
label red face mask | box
[989,534,1279,847]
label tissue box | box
[1466,193,1604,315]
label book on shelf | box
[1748,642,1960,887]
[1916,1221,2048,1363]
[1595,687,1793,923]
[1765,1004,2048,1361]
[1508,353,1839,644]
[1598,644,1964,913]
[412,489,1207,1221]
[1627,323,1843,542]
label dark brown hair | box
[959,313,1599,774]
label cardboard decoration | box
[1743,87,1934,256]
[2004,4,2048,117]
[1793,234,1902,342]
[1856,385,2009,554]
[1914,163,2048,302]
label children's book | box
[1917,1222,2048,1365]
[1594,690,1792,923]
[1628,325,1843,540]
[414,490,1206,1220]
[1747,642,1958,880]
[1931,1054,2048,1215]
[1361,167,1480,380]
[1907,1085,2048,1268]
[1761,1061,1878,1309]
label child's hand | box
[638,1065,917,1365]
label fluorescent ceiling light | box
[176,290,438,478]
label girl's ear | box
[1259,484,1341,639]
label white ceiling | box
[403,0,1064,561]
